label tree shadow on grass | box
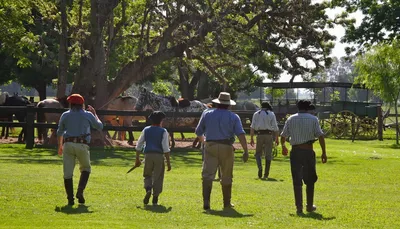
[260,177,284,182]
[204,208,254,218]
[54,204,94,214]
[289,212,336,221]
[137,204,172,213]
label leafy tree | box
[0,1,60,100]
[354,39,400,144]
[67,0,336,107]
[332,0,400,54]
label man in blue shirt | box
[57,94,103,205]
[195,92,249,210]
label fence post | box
[25,104,35,149]
[377,105,383,141]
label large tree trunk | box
[178,62,200,100]
[196,70,209,99]
[57,0,68,99]
[35,81,47,101]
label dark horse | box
[134,87,208,148]
[0,93,31,142]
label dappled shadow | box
[136,204,172,213]
[371,143,400,149]
[289,212,336,221]
[260,177,284,182]
[204,208,254,218]
[54,204,94,214]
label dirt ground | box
[0,136,255,151]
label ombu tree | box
[63,0,336,107]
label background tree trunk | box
[57,0,68,99]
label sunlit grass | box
[1,138,400,228]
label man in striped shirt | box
[280,100,327,214]
[250,101,279,179]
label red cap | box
[67,94,84,105]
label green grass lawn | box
[0,138,400,229]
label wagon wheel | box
[318,115,333,137]
[331,110,359,139]
[357,118,378,139]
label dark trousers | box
[290,148,318,186]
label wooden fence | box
[0,105,255,149]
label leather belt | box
[256,129,273,135]
[292,143,313,150]
[206,139,232,145]
[64,137,88,145]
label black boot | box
[294,185,303,214]
[64,178,74,205]
[76,171,90,204]
[152,195,159,206]
[222,184,234,208]
[202,180,213,210]
[255,155,262,178]
[143,187,152,205]
[263,160,271,179]
[306,184,317,212]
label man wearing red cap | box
[57,94,103,205]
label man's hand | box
[135,158,142,167]
[282,145,288,156]
[57,146,63,156]
[250,139,255,147]
[321,153,327,163]
[87,105,96,115]
[167,161,172,171]
[242,151,249,162]
[275,138,279,146]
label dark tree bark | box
[57,0,68,99]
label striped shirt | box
[280,112,324,145]
[250,109,279,131]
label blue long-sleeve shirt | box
[56,109,103,143]
[195,109,245,141]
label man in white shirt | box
[250,101,279,179]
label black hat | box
[297,100,311,111]
[261,101,273,110]
[148,111,166,124]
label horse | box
[36,97,68,143]
[37,95,141,145]
[134,87,208,148]
[102,96,141,145]
[0,93,31,142]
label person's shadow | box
[137,204,172,213]
[54,204,94,214]
[290,212,336,221]
[204,208,254,218]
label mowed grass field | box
[0,137,400,229]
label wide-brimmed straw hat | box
[212,92,236,105]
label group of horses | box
[0,92,31,142]
[0,87,259,147]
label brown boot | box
[76,171,90,204]
[294,185,303,214]
[306,184,317,212]
[202,180,213,210]
[64,178,74,205]
[222,184,234,208]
